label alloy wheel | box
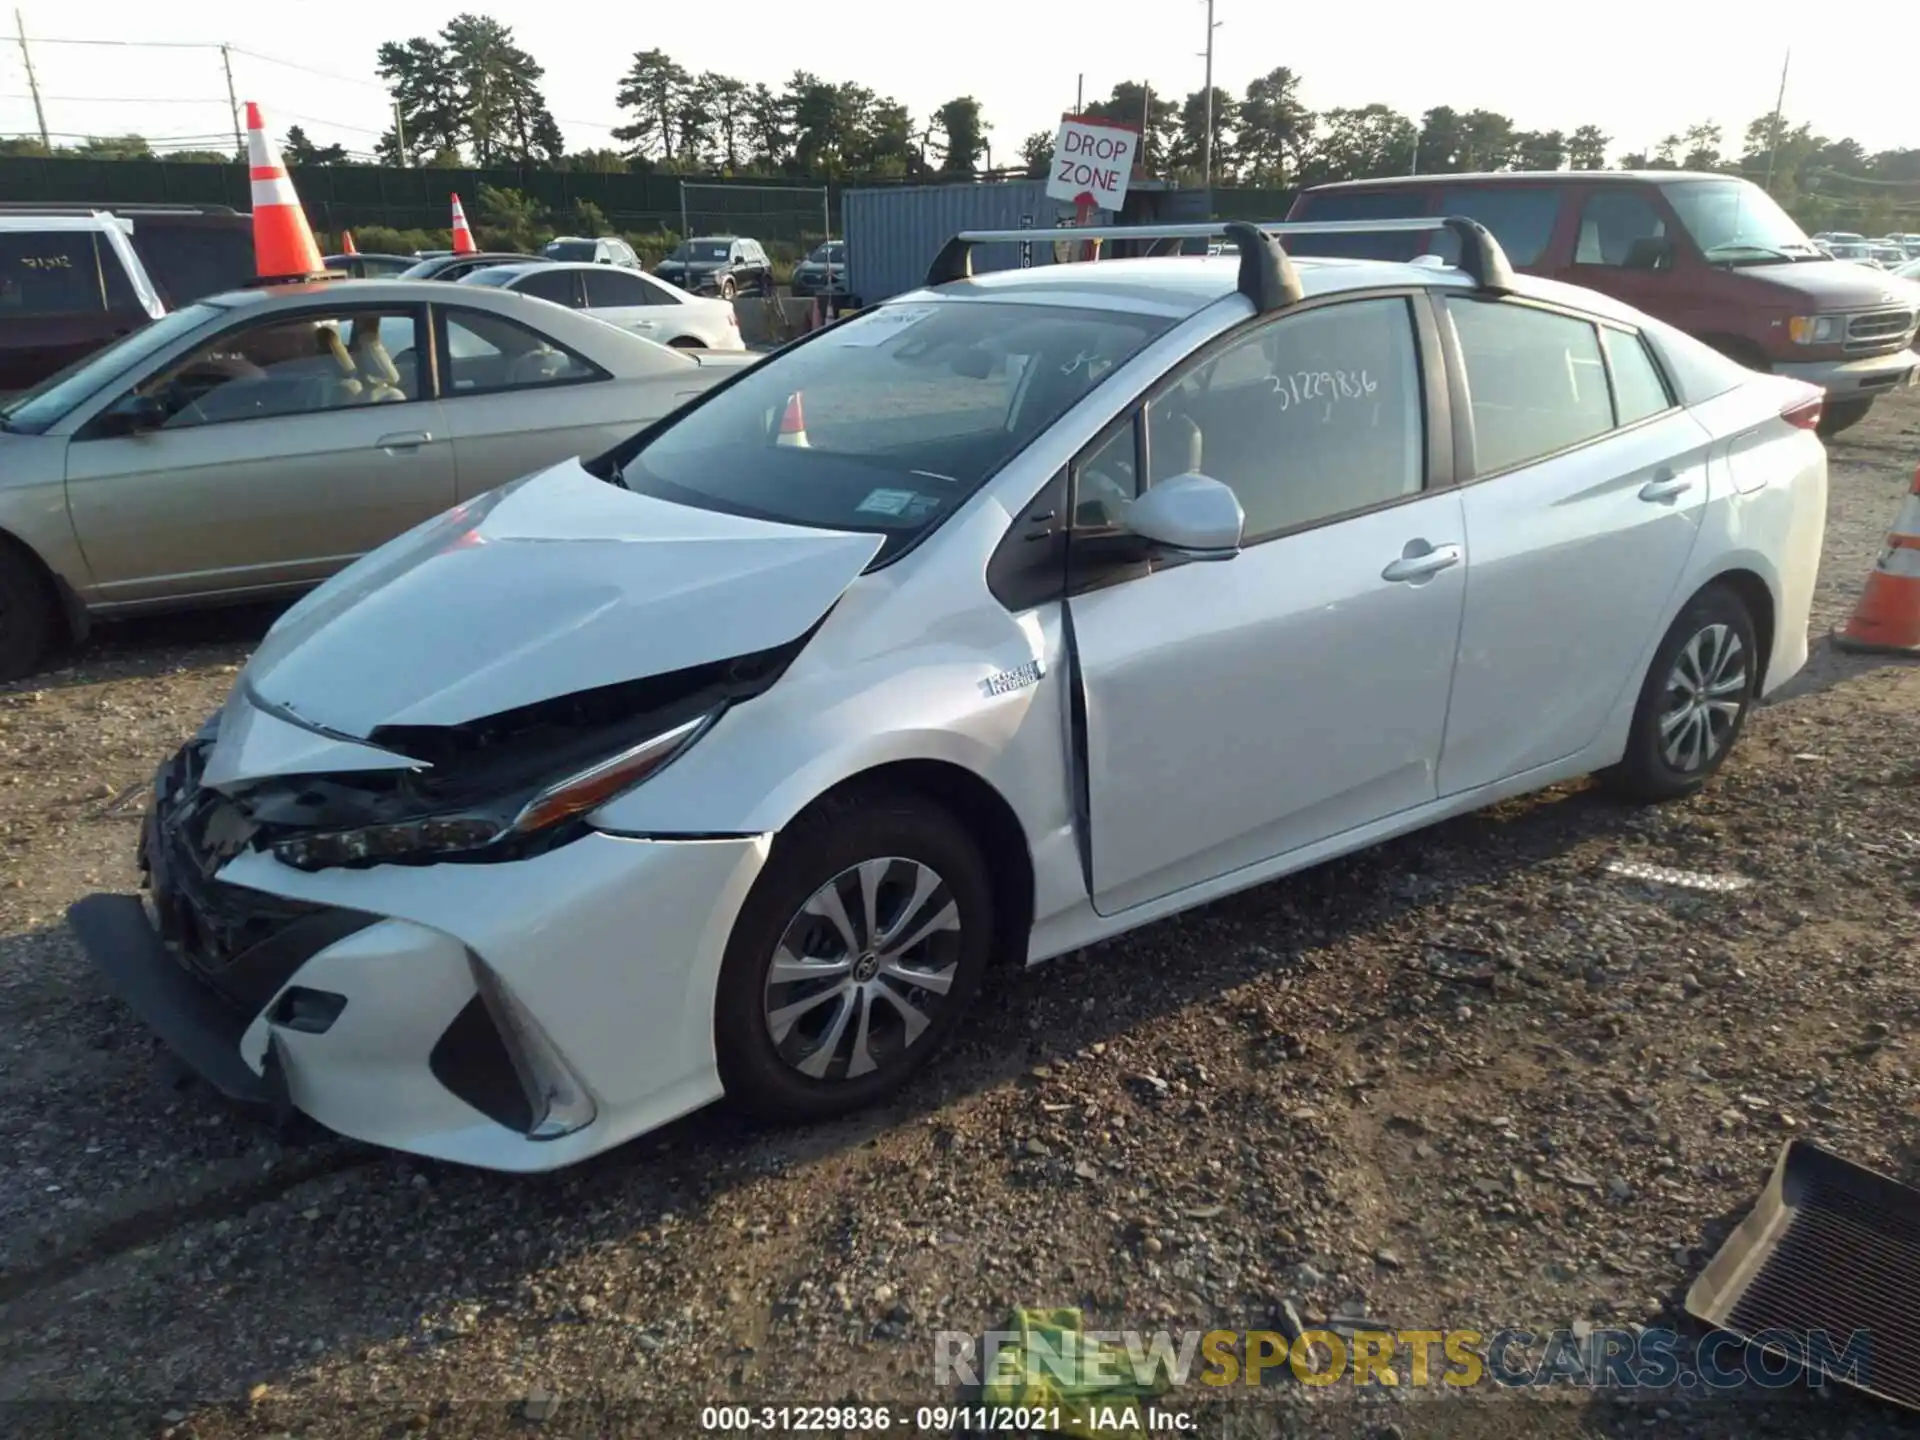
[1658,622,1748,773]
[762,857,962,1081]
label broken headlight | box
[270,713,712,872]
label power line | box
[0,92,228,103]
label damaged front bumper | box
[68,736,772,1172]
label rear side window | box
[0,230,136,316]
[1428,187,1562,267]
[1600,327,1673,425]
[1288,189,1431,260]
[130,223,253,306]
[1446,298,1613,474]
[1573,191,1669,267]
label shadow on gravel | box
[2,774,1680,1408]
[1,600,286,697]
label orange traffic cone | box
[450,193,477,255]
[243,101,325,283]
[1833,462,1920,655]
[776,392,810,448]
[341,230,358,255]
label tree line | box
[3,10,1915,231]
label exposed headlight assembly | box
[271,713,711,872]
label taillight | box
[1782,393,1824,431]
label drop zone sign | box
[1046,114,1140,212]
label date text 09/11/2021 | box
[697,1404,1199,1432]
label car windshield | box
[1659,180,1819,262]
[0,301,221,434]
[457,267,526,287]
[671,242,731,262]
[808,243,844,263]
[619,300,1172,563]
[545,240,599,261]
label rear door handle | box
[1382,543,1462,583]
[1639,472,1693,502]
[375,431,431,451]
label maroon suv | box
[1287,171,1920,437]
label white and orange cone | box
[244,102,325,282]
[449,193,477,255]
[1833,462,1920,655]
[341,230,358,256]
[776,392,810,448]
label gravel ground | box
[1,393,1918,1440]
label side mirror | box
[101,390,167,436]
[1123,474,1244,559]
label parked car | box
[1824,241,1874,265]
[66,217,1828,1172]
[397,252,549,283]
[1890,234,1920,259]
[457,262,744,350]
[0,277,760,679]
[543,235,642,268]
[1867,243,1907,270]
[655,235,775,299]
[324,253,417,279]
[0,203,254,392]
[789,240,848,299]
[1288,172,1920,437]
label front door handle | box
[1382,542,1462,584]
[1639,471,1693,502]
[375,431,431,451]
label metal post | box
[13,10,49,153]
[1142,81,1152,176]
[1758,49,1789,195]
[1200,0,1218,190]
[679,180,689,253]
[219,44,242,157]
[822,185,833,320]
[1076,74,1083,113]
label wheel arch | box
[1693,566,1777,690]
[784,759,1036,972]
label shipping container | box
[842,181,1086,307]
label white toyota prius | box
[70,218,1827,1172]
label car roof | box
[899,252,1654,328]
[198,277,559,308]
[1302,169,1738,193]
[686,235,742,243]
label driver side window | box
[134,308,423,430]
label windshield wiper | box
[1705,243,1798,264]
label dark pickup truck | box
[0,203,254,394]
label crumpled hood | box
[239,459,882,741]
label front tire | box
[1599,583,1758,803]
[1817,396,1873,438]
[718,276,737,301]
[714,790,994,1123]
[0,545,59,682]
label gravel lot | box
[1,393,1917,1440]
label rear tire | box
[1817,396,1873,438]
[0,545,59,683]
[718,276,737,301]
[1598,583,1758,804]
[713,789,994,1124]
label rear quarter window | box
[0,230,138,316]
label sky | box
[1,2,1909,168]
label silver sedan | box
[0,278,756,679]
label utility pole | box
[13,10,50,153]
[1758,47,1789,194]
[1200,0,1221,190]
[1142,80,1152,176]
[220,44,242,157]
[1076,73,1083,114]
[393,100,408,165]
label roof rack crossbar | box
[923,213,1515,309]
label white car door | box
[581,268,714,347]
[1434,298,1709,796]
[1066,295,1468,917]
